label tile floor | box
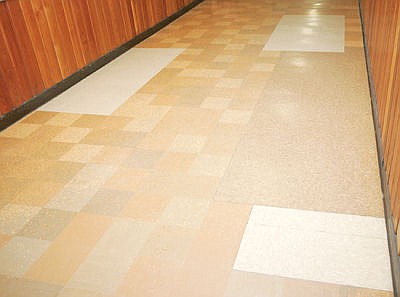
[0,0,394,296]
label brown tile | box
[120,192,171,222]
[18,208,76,240]
[25,213,112,285]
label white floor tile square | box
[40,48,184,115]
[234,206,392,291]
[264,15,345,52]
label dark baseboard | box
[0,0,204,131]
[358,1,400,296]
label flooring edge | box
[358,1,400,296]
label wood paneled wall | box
[0,0,194,116]
[360,0,400,252]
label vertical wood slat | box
[361,0,400,254]
[0,0,195,115]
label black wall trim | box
[0,0,204,131]
[358,1,400,296]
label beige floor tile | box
[139,172,220,199]
[136,131,177,151]
[168,134,207,153]
[216,78,244,89]
[21,111,58,124]
[123,106,170,132]
[90,146,134,166]
[25,125,66,142]
[279,277,348,297]
[250,63,275,72]
[347,287,393,297]
[0,276,62,297]
[120,192,171,222]
[46,186,98,212]
[18,208,76,240]
[189,154,231,177]
[159,196,210,229]
[0,204,41,235]
[0,177,26,206]
[224,271,280,297]
[66,218,154,295]
[219,110,253,124]
[115,256,181,297]
[83,189,133,216]
[25,213,112,285]
[140,225,197,263]
[59,144,103,163]
[0,236,50,277]
[0,123,40,139]
[155,152,196,173]
[45,113,82,126]
[201,97,232,110]
[81,129,144,147]
[72,115,131,130]
[11,180,63,207]
[52,127,91,143]
[57,288,108,297]
[31,142,74,160]
[104,168,149,192]
[124,149,163,169]
[0,234,11,248]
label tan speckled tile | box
[52,127,91,143]
[216,49,384,217]
[18,208,76,240]
[0,276,62,297]
[0,204,41,235]
[82,189,133,216]
[25,213,112,285]
[0,123,40,138]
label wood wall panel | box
[0,0,197,115]
[360,0,400,253]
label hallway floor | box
[0,0,394,296]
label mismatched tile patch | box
[234,206,392,291]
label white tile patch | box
[264,15,345,52]
[40,48,185,115]
[234,206,392,291]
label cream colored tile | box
[201,97,232,110]
[155,152,196,173]
[0,236,50,277]
[123,106,170,132]
[52,127,91,143]
[160,196,210,229]
[168,134,207,153]
[45,113,82,126]
[0,204,41,235]
[219,110,253,124]
[18,208,75,240]
[0,276,62,297]
[189,154,231,177]
[59,144,103,163]
[90,146,134,166]
[66,218,154,295]
[120,192,171,222]
[216,78,244,88]
[83,189,132,216]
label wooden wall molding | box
[0,0,203,131]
